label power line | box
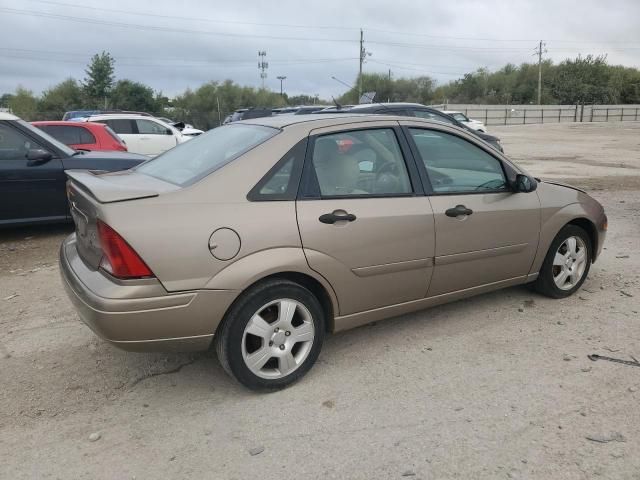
[0,7,356,43]
[0,47,357,64]
[21,0,640,45]
[23,0,359,31]
[7,5,640,51]
[0,52,356,68]
[368,59,466,76]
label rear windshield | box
[136,124,278,186]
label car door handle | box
[445,205,473,217]
[319,212,357,224]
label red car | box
[31,121,128,152]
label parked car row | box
[34,113,203,156]
[2,101,503,228]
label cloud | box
[1,0,639,98]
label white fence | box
[440,104,640,126]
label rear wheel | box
[215,279,325,391]
[534,225,591,298]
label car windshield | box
[22,120,75,156]
[136,124,278,186]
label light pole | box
[277,76,287,96]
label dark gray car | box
[0,113,148,227]
[326,103,503,152]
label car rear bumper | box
[59,234,238,352]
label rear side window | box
[247,139,307,201]
[102,119,135,134]
[78,127,96,144]
[137,124,278,186]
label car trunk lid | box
[65,169,178,269]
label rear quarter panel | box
[97,124,314,292]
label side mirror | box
[26,148,53,164]
[514,174,537,193]
[172,121,185,131]
[165,128,174,135]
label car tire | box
[215,278,325,391]
[534,224,592,299]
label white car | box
[156,117,204,137]
[442,110,487,132]
[85,114,191,156]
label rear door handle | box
[319,212,357,224]
[445,205,473,217]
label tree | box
[337,73,436,105]
[8,87,38,120]
[110,79,160,113]
[38,78,84,120]
[0,93,14,108]
[172,80,287,129]
[83,51,115,108]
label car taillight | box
[97,220,154,279]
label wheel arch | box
[206,248,339,335]
[566,217,598,262]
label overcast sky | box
[1,0,639,99]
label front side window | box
[0,123,41,160]
[309,128,412,197]
[136,119,169,135]
[137,124,278,186]
[409,128,507,193]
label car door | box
[296,123,435,316]
[404,124,540,296]
[135,119,178,156]
[0,121,66,225]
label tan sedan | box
[60,114,607,390]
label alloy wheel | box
[241,299,315,379]
[552,236,588,290]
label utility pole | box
[358,29,371,102]
[277,76,286,96]
[258,51,268,90]
[358,29,364,100]
[534,40,547,105]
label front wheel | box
[534,225,591,298]
[215,279,325,391]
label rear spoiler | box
[65,170,159,204]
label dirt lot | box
[1,122,639,479]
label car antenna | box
[330,75,394,114]
[331,96,342,110]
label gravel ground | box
[1,122,639,479]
